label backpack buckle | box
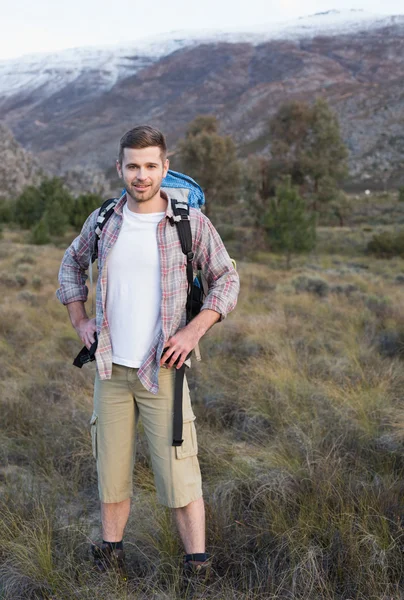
[187,251,194,261]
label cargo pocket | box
[90,413,98,460]
[175,415,198,460]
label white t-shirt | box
[106,202,165,368]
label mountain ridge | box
[1,10,403,189]
[1,10,402,97]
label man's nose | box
[136,168,147,180]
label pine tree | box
[15,177,73,229]
[30,218,50,245]
[269,98,348,210]
[262,177,316,269]
[302,98,348,209]
[69,193,103,229]
[43,200,69,236]
[179,116,240,219]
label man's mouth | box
[133,183,150,191]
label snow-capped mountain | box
[0,10,402,99]
[0,9,403,188]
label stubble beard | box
[126,180,162,203]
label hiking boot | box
[91,542,128,581]
[183,553,212,589]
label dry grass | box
[1,222,404,599]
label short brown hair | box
[118,125,167,164]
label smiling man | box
[56,125,239,581]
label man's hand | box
[160,324,200,369]
[160,309,221,369]
[75,317,97,350]
[67,301,97,350]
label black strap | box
[170,198,194,324]
[73,334,98,368]
[92,198,118,263]
[170,198,195,447]
[173,363,186,446]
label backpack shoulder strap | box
[169,197,196,447]
[92,198,118,263]
[170,197,194,324]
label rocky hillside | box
[0,123,42,200]
[0,124,112,200]
[0,10,403,189]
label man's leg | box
[101,498,131,542]
[93,364,137,545]
[173,496,205,553]
[131,367,204,552]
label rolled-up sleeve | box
[56,209,98,305]
[194,213,240,321]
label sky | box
[1,0,403,61]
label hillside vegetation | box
[1,193,404,599]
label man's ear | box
[116,160,122,178]
[163,158,169,178]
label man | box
[56,125,239,579]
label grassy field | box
[1,194,404,599]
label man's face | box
[117,146,169,203]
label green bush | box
[398,186,404,202]
[14,178,72,230]
[32,275,42,290]
[69,193,103,229]
[0,199,13,223]
[292,275,330,297]
[30,219,50,245]
[367,230,404,258]
[262,177,316,268]
[15,273,27,287]
[216,224,236,242]
[43,200,69,237]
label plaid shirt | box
[56,192,240,393]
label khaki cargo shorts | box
[90,363,202,508]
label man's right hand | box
[67,301,97,349]
[75,317,97,350]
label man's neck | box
[126,191,167,214]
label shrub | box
[14,178,72,230]
[292,275,330,297]
[69,193,103,229]
[30,219,50,245]
[14,185,45,228]
[43,200,69,237]
[398,186,404,202]
[331,283,359,296]
[0,199,13,223]
[262,177,316,268]
[216,224,236,242]
[367,231,404,258]
[32,276,42,290]
[365,294,392,318]
[18,291,38,306]
[376,330,404,358]
[15,273,27,287]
